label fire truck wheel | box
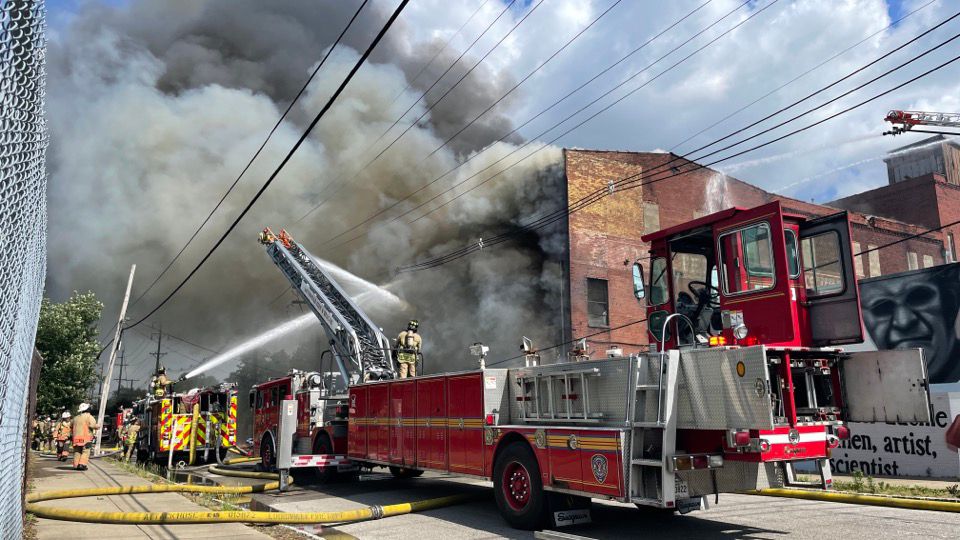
[260,434,276,472]
[388,466,424,479]
[291,435,337,485]
[493,441,546,530]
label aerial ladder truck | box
[252,203,935,530]
[884,109,960,136]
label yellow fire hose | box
[754,488,960,513]
[222,455,260,465]
[26,463,476,525]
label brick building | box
[560,148,947,358]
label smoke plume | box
[46,0,564,381]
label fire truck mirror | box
[632,262,645,300]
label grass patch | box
[812,471,960,499]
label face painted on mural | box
[861,268,960,384]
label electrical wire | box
[296,0,523,223]
[486,318,649,368]
[128,0,371,310]
[124,0,411,330]
[399,49,960,272]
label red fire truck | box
[252,203,932,529]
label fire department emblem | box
[534,429,546,449]
[591,454,608,484]
[567,434,579,450]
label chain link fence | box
[0,0,47,536]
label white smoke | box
[46,0,565,377]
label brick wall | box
[563,149,944,357]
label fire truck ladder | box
[884,109,960,136]
[516,366,605,422]
[628,351,680,507]
[262,231,395,386]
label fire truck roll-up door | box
[798,211,864,346]
[841,350,932,423]
[714,201,795,345]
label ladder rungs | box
[633,421,664,428]
[630,458,663,467]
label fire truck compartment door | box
[799,211,864,346]
[841,350,931,423]
[676,347,775,430]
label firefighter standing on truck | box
[71,403,98,471]
[150,366,171,397]
[123,418,140,462]
[395,320,421,378]
[54,411,72,461]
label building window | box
[852,241,865,278]
[587,278,609,328]
[922,254,935,268]
[643,202,661,235]
[907,251,919,271]
[948,233,956,263]
[868,244,881,277]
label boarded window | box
[867,245,881,277]
[907,251,919,271]
[922,254,935,268]
[852,241,865,278]
[587,278,609,327]
[643,202,661,235]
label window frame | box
[800,230,848,299]
[586,277,610,328]
[717,221,777,297]
[784,228,800,279]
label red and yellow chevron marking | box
[173,416,192,451]
[159,400,173,451]
[223,395,238,446]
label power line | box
[399,48,960,272]
[319,0,747,249]
[487,318,649,368]
[128,0,371,310]
[123,0,411,330]
[406,7,960,230]
[296,0,523,223]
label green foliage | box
[34,291,103,415]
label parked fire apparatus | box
[132,383,239,464]
[252,202,932,530]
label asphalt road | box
[238,471,960,540]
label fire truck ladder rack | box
[516,366,606,422]
[628,352,680,507]
[264,234,395,386]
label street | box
[246,471,960,540]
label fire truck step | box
[632,421,664,428]
[635,384,659,390]
[630,497,664,506]
[630,458,663,467]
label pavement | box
[27,452,270,540]
[242,470,960,540]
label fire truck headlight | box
[733,324,749,340]
[708,455,724,468]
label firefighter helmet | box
[78,403,90,413]
[407,319,419,331]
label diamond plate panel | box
[677,461,785,496]
[675,346,775,430]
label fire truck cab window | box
[719,222,775,295]
[801,231,844,296]
[649,257,669,306]
[255,390,263,409]
[271,387,279,407]
[784,229,800,278]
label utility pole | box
[150,325,166,374]
[114,350,136,394]
[95,264,136,456]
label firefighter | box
[31,416,42,451]
[36,416,50,452]
[54,412,72,461]
[71,403,99,471]
[44,416,55,452]
[123,418,140,462]
[151,366,171,397]
[395,320,422,378]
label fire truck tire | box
[493,441,546,530]
[259,434,276,472]
[388,467,424,479]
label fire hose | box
[754,488,960,513]
[26,463,476,525]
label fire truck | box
[252,202,932,529]
[132,383,239,465]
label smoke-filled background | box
[46,0,567,386]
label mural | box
[860,263,960,385]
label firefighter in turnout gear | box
[123,418,140,462]
[71,403,98,470]
[31,417,43,451]
[54,412,72,461]
[395,320,421,378]
[44,416,55,452]
[151,366,171,397]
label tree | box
[34,291,103,415]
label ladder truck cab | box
[132,383,239,464]
[253,207,931,530]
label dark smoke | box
[45,0,563,381]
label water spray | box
[180,313,317,381]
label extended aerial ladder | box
[258,228,395,389]
[884,109,960,136]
